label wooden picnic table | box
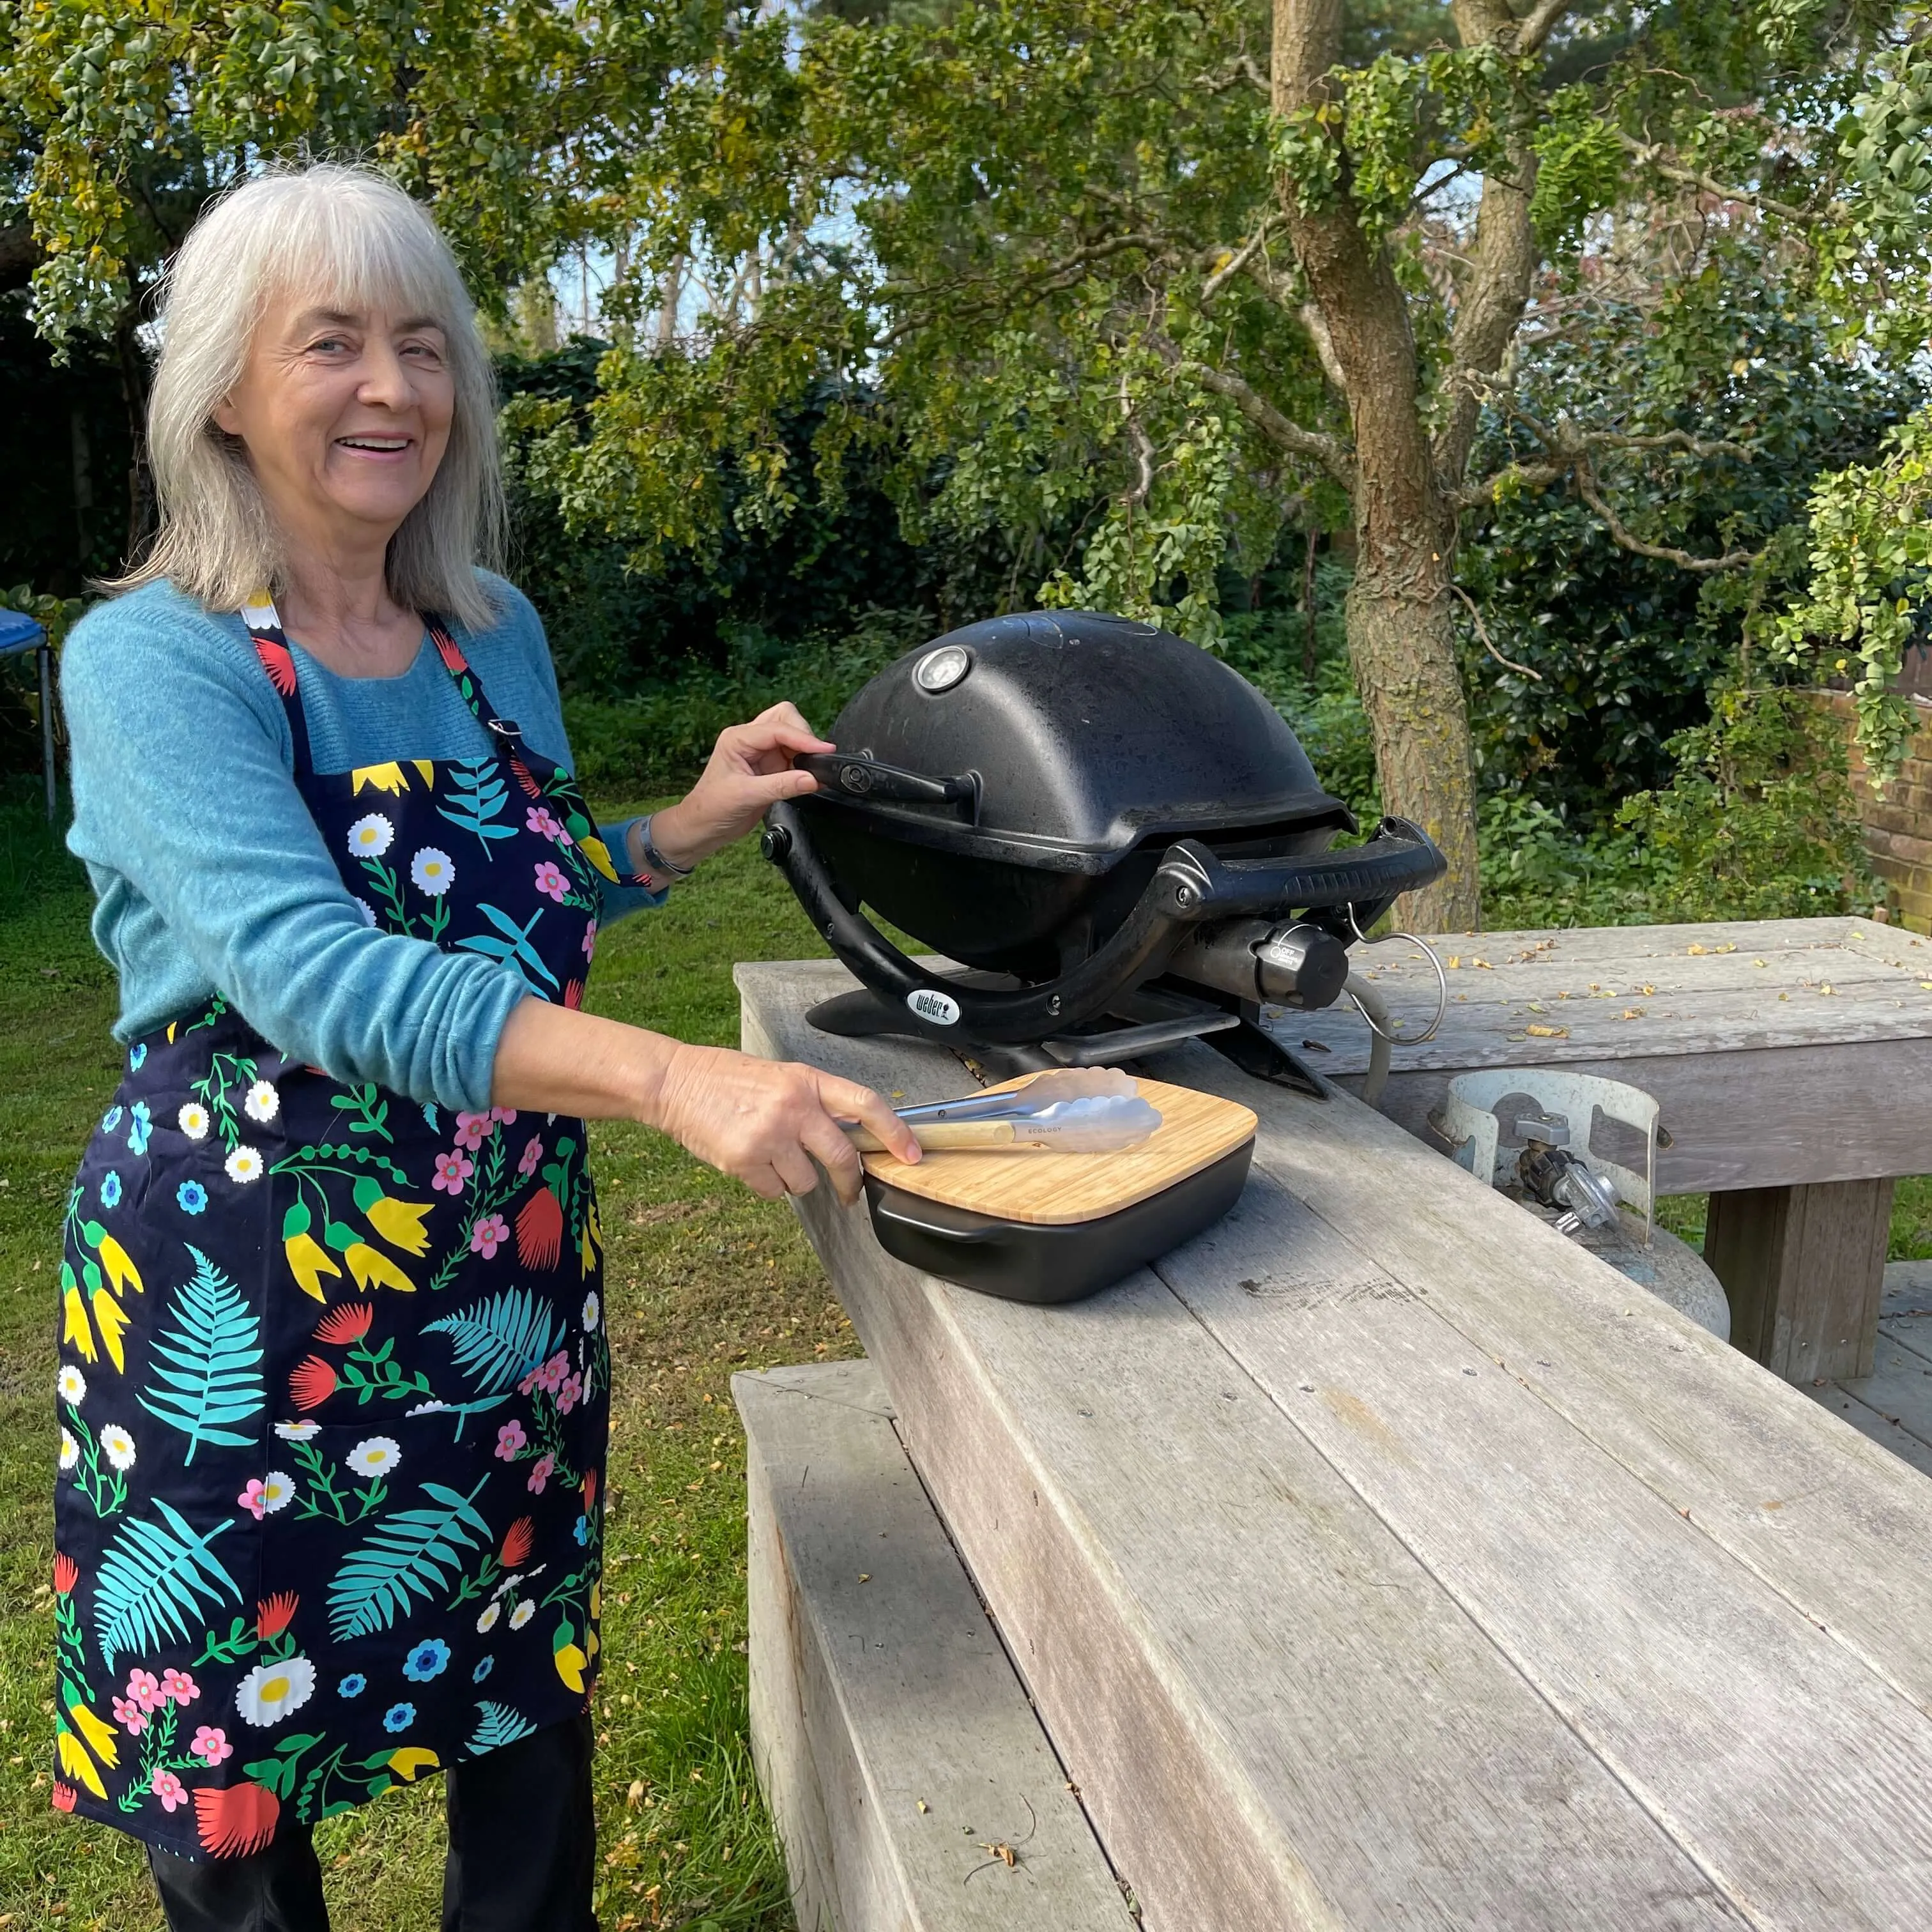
[740,957,1932,1932]
[1280,915,1932,1383]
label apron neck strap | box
[240,594,521,773]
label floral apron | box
[51,597,619,1859]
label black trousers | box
[145,1713,597,1932]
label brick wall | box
[1818,689,1932,933]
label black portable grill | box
[762,609,1445,1091]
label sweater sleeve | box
[63,597,528,1112]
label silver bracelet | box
[636,815,694,880]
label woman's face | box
[213,292,456,561]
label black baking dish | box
[861,1138,1255,1305]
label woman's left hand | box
[642,702,831,871]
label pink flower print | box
[238,1478,270,1521]
[526,805,564,842]
[432,1148,475,1193]
[526,1452,555,1496]
[453,1110,495,1151]
[558,1372,583,1417]
[490,1107,518,1125]
[518,1135,544,1178]
[192,1725,232,1766]
[126,1668,164,1712]
[160,1667,199,1706]
[112,1694,148,1736]
[151,1770,188,1813]
[533,860,569,904]
[470,1213,509,1260]
[538,1350,569,1395]
[581,921,597,962]
[495,1420,527,1460]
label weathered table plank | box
[737,1361,1133,1931]
[741,958,1932,1930]
[1806,1324,1932,1480]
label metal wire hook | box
[1344,906,1449,1046]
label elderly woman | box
[52,164,916,1931]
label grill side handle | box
[762,802,1446,1047]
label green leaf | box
[137,1245,264,1464]
[326,1478,491,1642]
[94,1500,241,1672]
[425,1287,562,1395]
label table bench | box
[1282,915,1932,1382]
[740,956,1932,1931]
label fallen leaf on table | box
[1620,1008,1646,1020]
[1715,942,1736,953]
[1820,983,1834,995]
[1754,959,1768,968]
[1527,1000,1546,1013]
[1639,984,1656,996]
[1687,943,1706,955]
[1524,1023,1569,1038]
[1446,955,1461,969]
[1920,981,1932,990]
[1473,958,1493,969]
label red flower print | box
[563,979,585,1010]
[112,1694,148,1735]
[526,1452,555,1496]
[160,1667,199,1706]
[582,1467,598,1512]
[500,1517,535,1568]
[127,1668,165,1712]
[192,1725,233,1766]
[518,1135,544,1179]
[256,1593,298,1641]
[510,753,542,799]
[52,1552,77,1596]
[252,637,296,696]
[289,1355,339,1413]
[195,1779,280,1857]
[433,1148,475,1193]
[314,1301,374,1346]
[429,624,470,677]
[152,1769,188,1813]
[515,1186,564,1270]
[494,1420,527,1460]
[453,1111,495,1152]
[471,1213,509,1260]
[51,1781,77,1813]
[533,860,569,904]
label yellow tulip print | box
[351,762,409,795]
[91,1289,129,1372]
[56,1723,108,1800]
[63,1279,98,1363]
[96,1232,144,1298]
[578,835,620,883]
[285,1230,342,1301]
[344,1241,416,1293]
[365,1194,433,1255]
[384,1746,440,1782]
[66,1698,119,1770]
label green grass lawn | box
[3,785,1928,1930]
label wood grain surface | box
[860,1072,1257,1225]
[737,1361,1133,1932]
[740,956,1932,1932]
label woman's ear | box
[211,395,241,437]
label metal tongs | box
[843,1068,1163,1155]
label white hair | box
[118,163,504,631]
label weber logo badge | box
[906,988,962,1027]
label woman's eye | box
[309,337,348,355]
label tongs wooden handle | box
[844,1119,1023,1154]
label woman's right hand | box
[650,1041,919,1204]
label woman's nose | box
[356,342,416,409]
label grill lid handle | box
[794,751,979,814]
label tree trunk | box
[1273,0,1482,930]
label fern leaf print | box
[137,1246,264,1462]
[467,1700,539,1754]
[425,1288,563,1395]
[93,1500,241,1672]
[327,1478,493,1641]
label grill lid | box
[802,610,1352,872]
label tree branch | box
[1155,332,1357,487]
[1615,133,1813,224]
[1192,54,1269,95]
[1572,462,1759,573]
[1452,581,1542,680]
[1512,0,1572,55]
[1199,218,1282,308]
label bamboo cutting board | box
[861,1072,1257,1227]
